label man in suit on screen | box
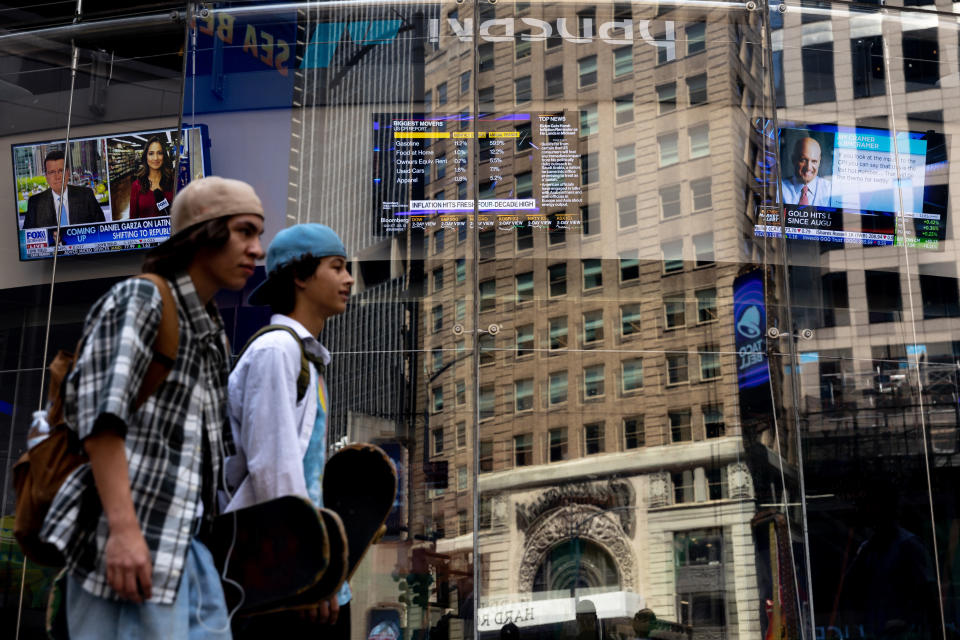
[781,137,833,207]
[23,149,105,229]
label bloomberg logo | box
[302,18,676,69]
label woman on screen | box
[129,135,175,219]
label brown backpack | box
[12,274,179,567]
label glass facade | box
[4,1,960,639]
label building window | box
[437,82,447,105]
[545,66,563,97]
[549,316,568,350]
[657,82,676,114]
[691,178,712,211]
[549,370,568,405]
[457,509,469,535]
[516,31,531,59]
[432,348,443,373]
[517,324,534,356]
[669,409,692,442]
[479,385,495,421]
[621,304,642,336]
[546,19,562,49]
[662,239,683,273]
[664,295,686,329]
[478,86,495,112]
[686,22,706,55]
[516,171,533,199]
[675,529,723,565]
[673,470,694,503]
[622,358,643,392]
[920,272,960,319]
[584,364,605,399]
[547,214,566,245]
[515,379,534,412]
[455,339,465,357]
[699,346,721,380]
[616,144,635,176]
[424,89,432,112]
[707,468,728,500]
[852,35,885,98]
[584,423,605,455]
[516,271,534,303]
[660,184,682,219]
[865,270,902,323]
[455,379,466,406]
[459,70,470,93]
[624,416,644,449]
[704,405,725,438]
[514,433,533,466]
[515,75,532,104]
[581,152,599,184]
[433,230,445,254]
[456,421,466,448]
[620,251,639,282]
[455,257,466,283]
[479,229,496,260]
[659,132,679,166]
[478,43,494,72]
[479,334,495,366]
[455,299,466,323]
[696,288,718,323]
[457,467,467,492]
[693,233,714,266]
[687,73,707,105]
[581,204,599,235]
[479,439,494,472]
[617,195,637,228]
[577,9,595,38]
[667,354,689,386]
[457,181,468,202]
[614,46,633,77]
[578,55,597,87]
[580,104,599,136]
[689,124,710,158]
[802,43,836,103]
[432,427,444,455]
[479,278,496,312]
[582,259,603,290]
[516,122,531,152]
[433,267,444,292]
[432,304,443,332]
[548,263,567,297]
[902,28,939,92]
[615,94,634,125]
[516,225,533,251]
[549,427,568,462]
[432,387,444,413]
[583,310,604,344]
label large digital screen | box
[373,113,583,235]
[13,125,209,261]
[756,124,947,248]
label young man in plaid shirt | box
[40,177,265,638]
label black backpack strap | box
[235,325,311,402]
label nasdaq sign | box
[302,18,676,69]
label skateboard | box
[203,495,343,614]
[322,443,398,583]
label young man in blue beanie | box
[223,223,355,638]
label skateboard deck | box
[322,443,398,582]
[204,495,337,614]
[240,506,349,616]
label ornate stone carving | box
[517,504,637,593]
[648,470,672,508]
[515,480,636,536]
[726,461,754,499]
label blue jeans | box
[67,537,231,639]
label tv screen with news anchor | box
[13,125,210,261]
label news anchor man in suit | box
[23,149,105,229]
[782,137,833,207]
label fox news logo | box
[24,228,47,249]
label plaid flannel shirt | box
[40,271,234,604]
